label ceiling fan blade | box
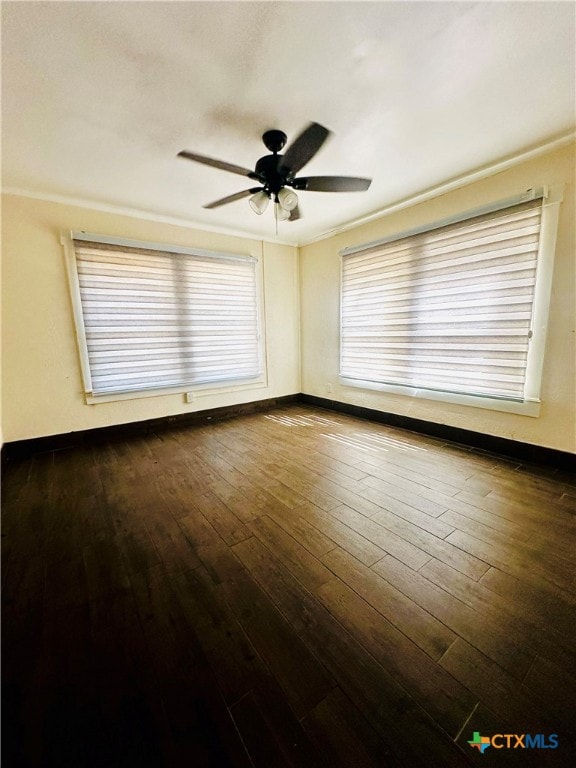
[293,176,372,192]
[203,188,262,209]
[289,203,302,222]
[279,123,331,175]
[178,150,255,178]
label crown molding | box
[0,187,299,248]
[301,130,576,247]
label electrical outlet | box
[185,391,194,403]
[325,383,332,394]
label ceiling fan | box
[178,122,371,222]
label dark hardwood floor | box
[2,405,575,767]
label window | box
[65,233,263,400]
[340,189,560,415]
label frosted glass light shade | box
[249,190,270,214]
[278,187,298,211]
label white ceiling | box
[2,1,575,245]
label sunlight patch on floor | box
[263,413,427,454]
[321,431,427,454]
[264,414,341,427]
[322,433,383,452]
[356,432,427,452]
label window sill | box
[85,375,268,405]
[338,377,541,417]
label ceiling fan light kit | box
[249,190,270,215]
[277,187,298,212]
[178,122,372,225]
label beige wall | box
[1,195,300,441]
[300,143,576,453]
[2,143,574,451]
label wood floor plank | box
[439,638,571,736]
[352,441,479,490]
[232,533,473,768]
[87,587,179,767]
[487,485,576,521]
[420,558,576,675]
[128,562,257,767]
[302,686,397,768]
[217,550,337,720]
[455,487,575,534]
[247,515,335,591]
[257,476,308,509]
[326,503,432,570]
[295,502,388,566]
[360,478,456,534]
[195,442,288,510]
[33,601,103,767]
[296,451,370,482]
[445,528,575,595]
[263,501,338,559]
[321,546,457,661]
[149,433,213,497]
[438,507,576,564]
[177,504,222,553]
[229,687,325,768]
[434,490,576,566]
[2,452,54,565]
[314,474,396,517]
[521,655,576,726]
[478,566,576,639]
[3,404,574,766]
[372,555,536,681]
[134,559,326,768]
[145,509,204,573]
[301,431,381,468]
[170,564,291,707]
[201,473,262,523]
[358,473,449,517]
[43,549,87,609]
[466,461,576,500]
[83,537,132,601]
[369,508,489,579]
[314,576,475,737]
[258,460,343,511]
[177,519,337,723]
[191,490,252,547]
[355,458,462,498]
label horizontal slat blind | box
[74,240,260,395]
[340,199,542,399]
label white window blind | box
[73,238,261,396]
[340,198,543,401]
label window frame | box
[339,187,563,416]
[62,231,268,404]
